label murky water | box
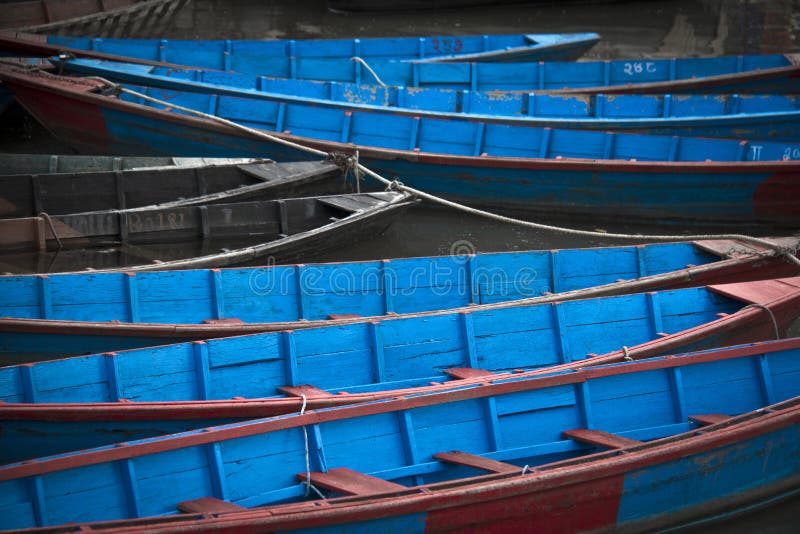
[0,0,799,528]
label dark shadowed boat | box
[0,156,354,219]
[0,157,347,218]
[0,191,414,272]
[56,58,800,142]
[2,337,800,531]
[1,0,189,36]
[4,32,796,93]
[0,237,798,360]
[1,277,798,460]
[1,64,798,226]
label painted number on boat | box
[431,38,463,53]
[783,147,800,160]
[623,62,657,75]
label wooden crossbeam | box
[434,451,520,474]
[277,384,333,398]
[690,414,731,426]
[444,367,494,380]
[297,467,405,496]
[562,429,642,449]
[177,497,246,514]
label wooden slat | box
[434,451,519,474]
[177,497,245,514]
[327,313,362,320]
[201,318,243,325]
[690,414,731,426]
[297,467,405,496]
[278,384,333,398]
[444,367,493,380]
[562,429,642,449]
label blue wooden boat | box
[55,58,800,142]
[19,33,800,94]
[1,277,798,462]
[2,64,798,226]
[2,336,799,531]
[44,32,601,64]
[1,238,798,361]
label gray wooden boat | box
[0,156,347,219]
[0,191,415,271]
[0,154,265,175]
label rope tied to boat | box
[350,57,387,87]
[741,303,781,340]
[327,151,362,193]
[38,212,62,251]
[81,77,800,267]
[622,345,633,362]
[299,394,326,500]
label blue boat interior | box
[46,39,794,91]
[0,284,751,461]
[0,243,723,358]
[1,339,798,529]
[47,33,598,64]
[113,84,800,161]
[61,59,800,121]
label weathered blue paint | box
[58,58,800,141]
[46,39,799,93]
[1,339,799,529]
[0,285,764,458]
[47,33,601,64]
[0,242,721,357]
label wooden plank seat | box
[296,467,406,496]
[562,429,642,449]
[690,414,732,426]
[443,367,494,380]
[434,451,520,474]
[177,497,246,514]
[277,385,334,398]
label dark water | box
[1,2,799,526]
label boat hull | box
[6,77,800,227]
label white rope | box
[521,464,530,476]
[87,77,800,267]
[350,56,387,87]
[741,303,781,340]
[622,345,633,362]
[299,394,326,500]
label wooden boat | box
[1,0,189,37]
[0,153,268,175]
[2,65,798,226]
[0,158,346,218]
[1,277,798,461]
[0,191,413,268]
[2,336,800,531]
[8,33,797,93]
[56,58,800,142]
[43,32,601,64]
[0,237,798,360]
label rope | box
[38,212,62,250]
[85,77,800,266]
[622,345,633,362]
[350,57,387,87]
[299,394,326,500]
[521,465,530,476]
[742,303,781,340]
